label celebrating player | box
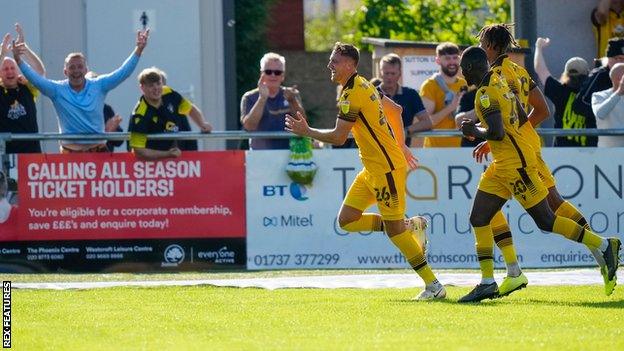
[285,42,444,300]
[458,46,621,303]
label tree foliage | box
[305,0,511,51]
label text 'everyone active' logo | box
[262,183,309,201]
[197,246,236,264]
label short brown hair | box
[64,52,86,66]
[332,42,360,66]
[380,53,402,69]
[436,42,460,56]
[138,67,165,85]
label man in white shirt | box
[592,63,624,147]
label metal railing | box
[1,128,624,153]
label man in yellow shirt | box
[420,42,467,147]
[459,46,620,303]
[285,42,445,300]
[592,0,624,58]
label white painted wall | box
[85,0,202,146]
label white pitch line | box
[11,269,623,290]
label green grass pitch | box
[8,271,624,350]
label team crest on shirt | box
[165,121,179,132]
[480,94,490,108]
[339,100,350,114]
[7,101,26,120]
[167,103,174,113]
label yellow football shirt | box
[474,72,536,171]
[337,74,407,174]
[491,55,542,149]
[420,75,466,147]
[592,8,624,58]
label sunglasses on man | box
[262,69,283,76]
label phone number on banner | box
[250,253,340,268]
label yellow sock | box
[490,211,517,265]
[555,201,590,229]
[552,216,603,248]
[341,213,383,232]
[390,230,436,284]
[474,225,495,279]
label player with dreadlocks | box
[462,23,621,299]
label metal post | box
[512,0,537,77]
[223,0,239,150]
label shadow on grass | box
[510,298,624,309]
[391,298,503,306]
[391,296,624,309]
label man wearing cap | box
[534,37,591,146]
[591,63,624,147]
[573,37,624,146]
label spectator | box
[240,52,306,150]
[13,28,149,153]
[592,0,624,58]
[156,71,197,151]
[85,71,124,151]
[0,24,44,154]
[592,63,624,146]
[376,53,432,146]
[534,37,591,147]
[420,42,466,148]
[128,67,212,160]
[574,37,624,146]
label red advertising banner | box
[0,151,246,241]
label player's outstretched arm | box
[285,111,353,146]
